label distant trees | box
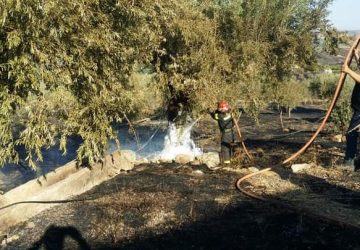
[0,0,334,167]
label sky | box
[327,0,360,31]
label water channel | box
[0,121,202,193]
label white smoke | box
[158,122,202,161]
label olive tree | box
[0,0,165,167]
[0,0,335,168]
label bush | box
[330,78,353,133]
[265,78,311,117]
[309,72,354,133]
[309,73,339,99]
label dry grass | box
[237,162,360,229]
[86,191,182,244]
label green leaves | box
[0,0,333,168]
[6,30,21,49]
[0,0,164,168]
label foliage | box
[323,28,354,55]
[0,0,334,167]
[127,65,161,118]
[153,1,233,117]
[328,76,353,133]
[0,0,164,167]
[331,92,352,134]
[266,77,311,117]
[207,0,332,116]
[309,72,353,133]
[309,73,338,99]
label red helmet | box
[217,100,230,112]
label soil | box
[2,104,360,250]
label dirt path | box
[3,163,360,250]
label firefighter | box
[209,100,235,165]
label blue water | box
[0,125,167,193]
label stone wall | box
[0,150,136,234]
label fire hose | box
[233,116,253,161]
[235,36,360,228]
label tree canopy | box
[0,0,334,167]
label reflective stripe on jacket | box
[211,111,234,132]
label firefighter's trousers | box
[221,130,235,163]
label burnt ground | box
[2,104,360,250]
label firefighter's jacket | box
[211,111,234,133]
